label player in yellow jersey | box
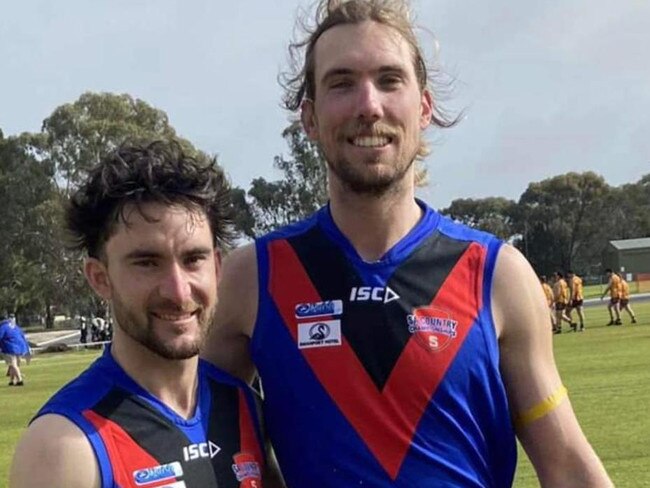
[540,275,556,330]
[618,273,637,324]
[601,269,622,325]
[566,270,585,332]
[552,272,573,333]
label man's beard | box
[111,293,213,360]
[327,155,415,197]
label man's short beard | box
[327,156,415,197]
[112,294,213,361]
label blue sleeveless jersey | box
[251,201,516,487]
[35,348,266,488]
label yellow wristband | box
[514,385,568,430]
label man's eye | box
[186,255,207,266]
[380,75,402,88]
[134,259,156,268]
[330,80,353,90]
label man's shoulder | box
[11,413,100,488]
[436,212,503,247]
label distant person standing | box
[0,313,30,386]
[618,273,637,324]
[566,270,585,332]
[552,272,572,333]
[79,316,88,344]
[540,275,556,330]
[601,269,622,325]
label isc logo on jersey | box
[349,286,400,304]
[133,462,183,486]
[183,441,221,461]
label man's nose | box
[355,80,384,122]
[158,263,192,303]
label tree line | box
[1,92,648,325]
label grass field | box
[1,303,649,487]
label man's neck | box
[110,332,199,420]
[328,182,423,262]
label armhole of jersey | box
[250,238,270,360]
[32,409,114,488]
[479,238,504,368]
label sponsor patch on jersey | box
[133,461,183,486]
[297,319,342,349]
[295,300,343,319]
[407,306,458,352]
[232,452,262,487]
[157,482,187,488]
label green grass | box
[513,300,650,487]
[1,304,649,486]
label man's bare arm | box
[202,244,258,383]
[10,414,101,488]
[492,245,613,487]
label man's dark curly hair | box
[66,139,234,259]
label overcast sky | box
[2,0,648,209]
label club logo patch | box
[133,461,183,486]
[297,320,342,349]
[295,300,343,319]
[407,306,458,352]
[231,452,262,487]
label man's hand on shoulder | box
[10,414,100,488]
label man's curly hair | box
[66,139,234,258]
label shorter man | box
[10,141,281,488]
[0,313,30,386]
[566,270,585,332]
[540,275,556,330]
[552,272,573,333]
[618,273,637,324]
[601,269,622,325]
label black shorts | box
[609,298,620,305]
[571,299,583,308]
[620,299,629,307]
[555,303,566,311]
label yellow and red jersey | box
[620,279,630,300]
[553,279,569,305]
[542,283,554,306]
[570,275,583,300]
[609,274,622,298]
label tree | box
[29,92,192,195]
[233,122,328,238]
[440,197,516,240]
[513,172,611,275]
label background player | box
[566,270,585,332]
[540,275,556,331]
[601,268,622,325]
[618,272,637,324]
[552,271,573,334]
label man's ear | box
[420,89,434,129]
[84,258,112,301]
[301,99,319,141]
[214,249,223,286]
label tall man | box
[566,270,585,332]
[601,268,622,325]
[204,1,612,486]
[11,141,281,488]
